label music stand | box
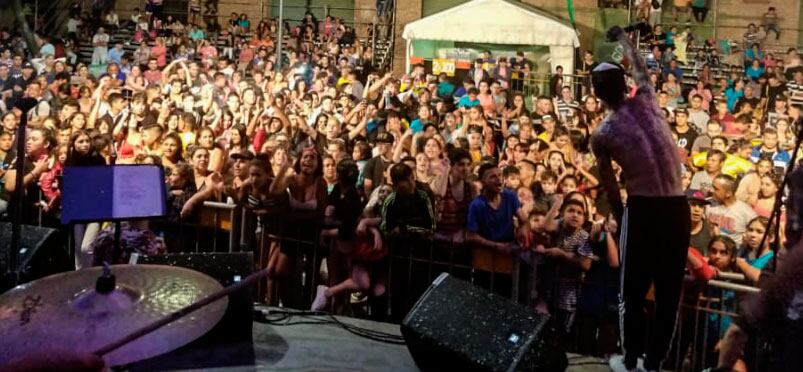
[7,98,38,288]
[62,165,167,266]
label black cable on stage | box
[568,361,609,366]
[254,308,407,345]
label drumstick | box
[94,267,270,357]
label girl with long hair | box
[65,130,106,268]
[160,132,184,173]
[753,172,781,218]
[736,216,775,284]
[4,128,57,225]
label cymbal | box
[0,265,228,367]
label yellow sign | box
[432,59,456,76]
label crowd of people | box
[0,2,799,370]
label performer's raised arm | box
[608,26,650,91]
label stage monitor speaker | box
[129,252,256,371]
[0,222,70,292]
[401,273,568,372]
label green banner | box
[567,0,575,26]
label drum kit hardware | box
[0,264,269,367]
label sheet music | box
[62,165,166,224]
[113,167,154,218]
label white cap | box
[593,62,622,72]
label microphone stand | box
[757,116,803,272]
[8,98,39,288]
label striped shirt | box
[788,80,803,106]
[550,227,594,311]
[556,99,580,124]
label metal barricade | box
[166,201,244,253]
[380,236,523,322]
[667,276,762,372]
[250,210,323,308]
[509,73,588,99]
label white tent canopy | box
[402,0,580,74]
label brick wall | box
[354,0,376,38]
[216,0,265,25]
[114,0,142,20]
[714,0,800,47]
[391,0,423,73]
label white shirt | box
[106,14,119,26]
[707,200,757,246]
[93,33,109,49]
[66,18,82,33]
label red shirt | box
[40,161,62,210]
[239,47,254,64]
[687,247,716,281]
[150,45,167,67]
[713,113,737,134]
[143,69,161,84]
[200,45,217,59]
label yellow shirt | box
[179,132,196,151]
[469,149,483,164]
[692,152,753,177]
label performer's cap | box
[592,62,622,73]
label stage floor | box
[195,306,609,372]
[130,306,607,371]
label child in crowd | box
[312,162,388,312]
[537,198,593,344]
[503,165,520,191]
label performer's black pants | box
[619,196,690,370]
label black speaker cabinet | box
[0,222,70,292]
[402,273,568,372]
[129,252,256,370]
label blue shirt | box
[739,248,774,270]
[466,189,521,242]
[39,43,55,57]
[366,119,380,134]
[410,118,429,134]
[745,48,764,61]
[189,29,205,41]
[746,66,764,80]
[458,95,480,108]
[750,146,790,168]
[724,87,744,112]
[108,48,125,65]
[662,66,684,81]
[437,81,455,98]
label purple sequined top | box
[591,34,683,198]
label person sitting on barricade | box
[313,159,390,312]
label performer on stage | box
[590,26,691,372]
